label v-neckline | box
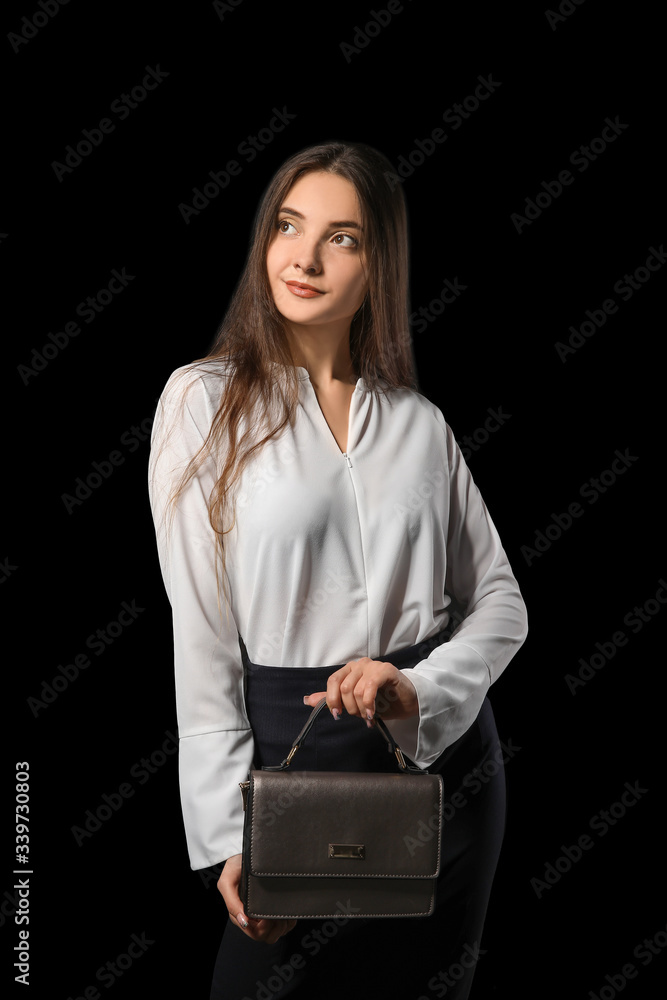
[305,376,362,456]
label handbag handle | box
[261,697,428,774]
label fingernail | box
[366,709,373,720]
[303,696,310,705]
[332,709,341,721]
[237,912,248,928]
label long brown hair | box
[161,141,419,598]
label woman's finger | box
[354,672,382,723]
[324,663,355,718]
[217,861,297,943]
[338,661,369,717]
[251,918,297,944]
[306,660,418,721]
[302,690,327,708]
[217,856,253,935]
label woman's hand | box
[303,657,419,723]
[217,854,296,944]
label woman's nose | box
[292,237,321,273]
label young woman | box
[148,141,528,999]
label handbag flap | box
[247,770,443,879]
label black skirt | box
[210,630,507,1000]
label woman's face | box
[266,170,368,336]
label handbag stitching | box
[249,778,442,874]
[247,776,444,879]
[246,883,437,919]
[250,871,438,878]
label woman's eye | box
[275,221,358,248]
[331,232,358,248]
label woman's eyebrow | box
[278,205,363,230]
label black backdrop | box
[4,2,665,997]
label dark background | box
[4,1,664,997]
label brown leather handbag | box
[239,698,444,919]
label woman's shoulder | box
[376,379,448,427]
[158,357,236,410]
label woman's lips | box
[285,281,324,298]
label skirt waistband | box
[240,625,451,675]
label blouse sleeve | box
[385,407,528,767]
[148,367,254,870]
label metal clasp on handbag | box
[328,844,365,859]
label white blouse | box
[148,360,528,870]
